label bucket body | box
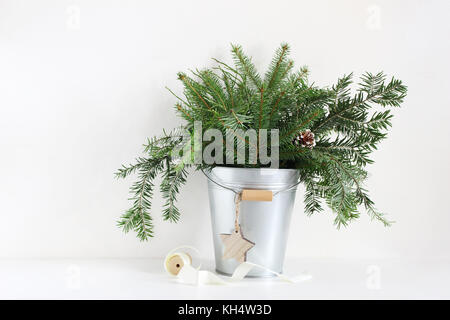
[207,167,299,277]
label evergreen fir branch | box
[231,44,262,89]
[178,73,212,110]
[359,72,386,96]
[302,175,324,216]
[117,158,163,241]
[229,109,251,128]
[358,187,392,226]
[288,66,309,88]
[178,72,228,129]
[193,69,229,111]
[143,128,185,154]
[315,143,373,167]
[222,111,252,130]
[132,169,155,239]
[331,73,353,110]
[219,67,235,108]
[211,58,242,80]
[281,109,323,140]
[176,103,193,121]
[328,179,359,228]
[117,129,187,240]
[317,150,391,226]
[160,160,188,222]
[279,147,308,160]
[258,87,264,130]
[268,91,286,121]
[371,77,407,107]
[279,60,294,82]
[117,209,140,234]
[265,43,291,90]
[166,86,190,107]
[314,73,406,133]
[117,43,407,240]
[115,157,149,179]
[366,110,393,130]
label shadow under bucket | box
[206,167,299,277]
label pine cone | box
[293,129,316,148]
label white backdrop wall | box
[1,0,449,259]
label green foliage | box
[117,44,407,240]
[160,159,188,223]
[116,128,188,241]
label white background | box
[1,0,449,268]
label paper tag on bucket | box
[241,189,273,202]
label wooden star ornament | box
[220,226,255,263]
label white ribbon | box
[164,246,312,286]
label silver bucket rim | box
[207,166,300,192]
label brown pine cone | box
[292,129,316,148]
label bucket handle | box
[201,168,302,199]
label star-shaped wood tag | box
[220,226,255,263]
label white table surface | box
[1,258,449,299]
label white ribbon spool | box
[164,246,312,286]
[165,252,192,276]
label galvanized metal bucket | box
[206,167,300,277]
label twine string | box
[234,192,242,233]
